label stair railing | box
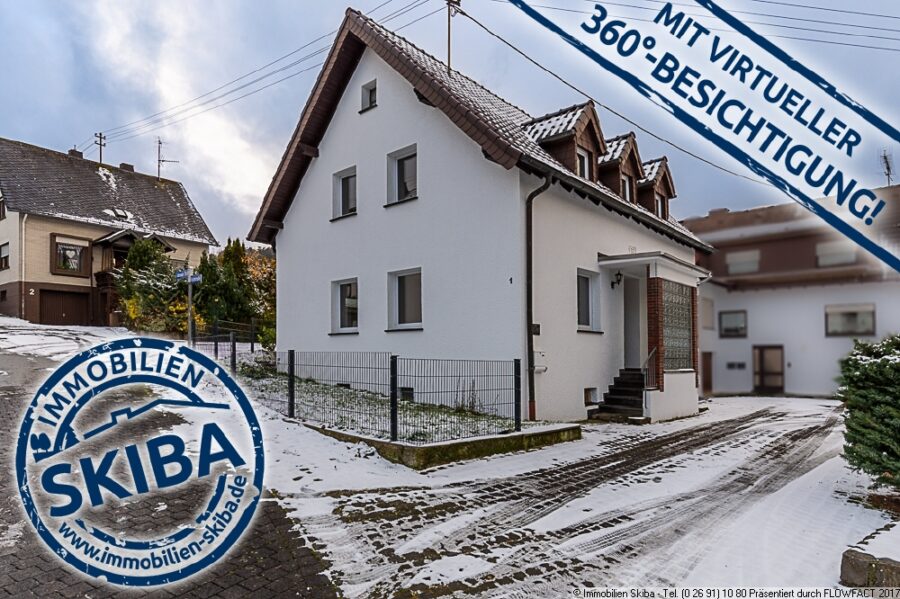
[642,347,658,390]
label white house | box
[683,192,900,397]
[248,9,712,422]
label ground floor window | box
[719,310,747,338]
[388,268,422,329]
[331,278,358,332]
[662,280,693,370]
[825,303,875,336]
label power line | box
[508,2,900,53]
[82,0,417,150]
[97,2,443,146]
[585,0,900,34]
[742,0,900,22]
[457,6,770,185]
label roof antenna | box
[447,0,461,75]
[880,148,894,186]
[157,137,179,180]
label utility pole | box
[447,0,460,74]
[94,132,106,164]
[157,137,179,180]
[880,149,894,186]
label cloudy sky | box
[1,0,897,245]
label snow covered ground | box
[1,318,898,595]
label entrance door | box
[753,345,784,394]
[40,290,90,326]
[701,352,713,395]
[623,277,641,368]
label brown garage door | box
[40,290,90,326]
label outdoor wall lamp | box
[611,270,623,289]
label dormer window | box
[655,193,666,218]
[620,174,634,202]
[361,79,377,112]
[576,147,592,180]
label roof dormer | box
[524,101,605,182]
[637,157,676,219]
[597,132,645,204]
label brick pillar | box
[646,277,664,392]
[691,286,699,388]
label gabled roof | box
[93,229,177,252]
[248,8,708,251]
[0,137,216,245]
[639,157,676,198]
[525,102,588,143]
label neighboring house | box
[0,137,216,326]
[248,9,712,422]
[683,186,900,397]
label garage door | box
[40,290,90,326]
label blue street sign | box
[175,269,188,281]
[189,274,203,284]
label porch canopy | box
[596,250,710,282]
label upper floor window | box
[0,243,8,270]
[655,193,666,218]
[387,145,417,205]
[620,174,633,202]
[361,80,377,112]
[332,166,357,219]
[725,249,760,275]
[576,270,601,331]
[332,278,358,333]
[719,310,747,338]
[701,297,714,330]
[0,198,6,220]
[816,240,856,268]
[51,234,91,277]
[576,147,592,179]
[825,304,875,337]
[388,268,422,329]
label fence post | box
[513,358,522,432]
[250,318,256,354]
[229,332,236,375]
[389,355,398,442]
[287,349,295,419]
[213,336,219,360]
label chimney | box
[68,149,83,159]
[119,163,134,172]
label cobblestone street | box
[0,347,339,599]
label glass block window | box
[662,280,693,370]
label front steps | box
[587,367,646,423]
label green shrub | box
[257,325,276,352]
[839,334,900,489]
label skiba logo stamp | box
[15,338,265,586]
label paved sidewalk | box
[0,350,339,599]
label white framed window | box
[332,166,357,219]
[0,243,8,270]
[361,79,377,112]
[825,304,875,337]
[331,278,358,333]
[576,147,591,179]
[816,240,856,267]
[576,269,601,331]
[725,249,760,274]
[388,268,422,329]
[620,174,633,202]
[387,145,417,205]
[655,193,666,218]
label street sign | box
[175,269,188,281]
[189,274,203,284]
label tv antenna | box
[157,137,179,180]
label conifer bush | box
[839,334,900,489]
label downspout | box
[19,213,27,320]
[525,175,552,421]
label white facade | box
[699,279,900,397]
[275,48,705,422]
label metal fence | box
[191,335,522,444]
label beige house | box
[0,137,216,325]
